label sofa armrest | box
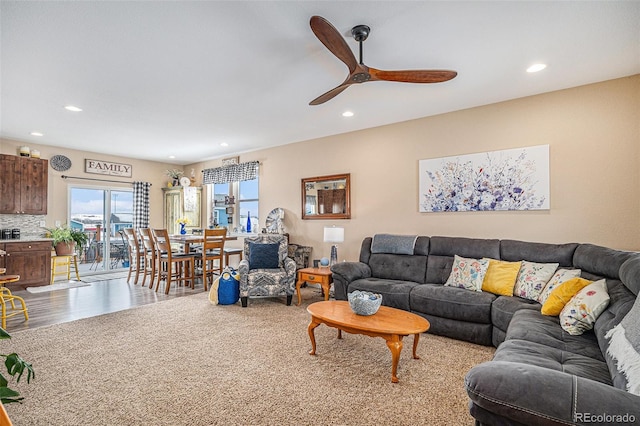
[330,262,371,300]
[465,361,640,425]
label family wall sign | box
[85,159,132,178]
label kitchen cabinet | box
[0,154,48,214]
[0,241,52,287]
[163,187,201,234]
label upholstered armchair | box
[238,234,296,307]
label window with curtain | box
[203,161,260,234]
[208,179,259,233]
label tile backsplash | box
[0,214,47,239]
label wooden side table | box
[296,267,333,306]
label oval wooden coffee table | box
[307,300,430,383]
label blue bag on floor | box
[217,267,240,305]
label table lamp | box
[323,226,344,267]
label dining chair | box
[0,269,29,329]
[199,228,227,291]
[139,228,158,289]
[151,228,195,294]
[123,228,144,285]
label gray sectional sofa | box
[331,235,640,425]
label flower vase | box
[180,223,187,235]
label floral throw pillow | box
[560,279,610,335]
[513,261,559,301]
[444,255,489,292]
[537,268,582,304]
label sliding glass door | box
[68,186,133,275]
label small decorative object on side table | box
[296,267,333,306]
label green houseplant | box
[0,326,34,404]
[47,225,88,256]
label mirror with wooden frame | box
[301,173,351,220]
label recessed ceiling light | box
[526,63,547,73]
[342,111,354,117]
[64,105,83,112]
[168,155,175,159]
[220,142,229,147]
[30,132,44,137]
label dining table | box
[168,234,238,256]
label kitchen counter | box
[0,237,53,243]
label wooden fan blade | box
[368,68,457,83]
[309,84,351,106]
[310,16,358,73]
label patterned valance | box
[202,161,259,184]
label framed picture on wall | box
[419,145,550,213]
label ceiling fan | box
[309,15,457,106]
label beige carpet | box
[4,288,494,425]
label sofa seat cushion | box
[348,278,419,311]
[491,295,540,332]
[410,284,496,323]
[494,339,612,385]
[506,309,604,361]
[416,312,493,346]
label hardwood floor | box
[2,276,204,332]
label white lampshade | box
[323,226,344,243]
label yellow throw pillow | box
[541,277,592,316]
[482,259,522,296]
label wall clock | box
[179,176,191,187]
[50,155,72,172]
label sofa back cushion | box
[369,253,428,283]
[426,237,500,284]
[573,244,635,281]
[620,255,640,296]
[500,239,577,266]
[359,236,430,283]
[359,237,374,264]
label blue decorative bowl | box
[348,290,382,315]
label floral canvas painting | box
[419,145,550,212]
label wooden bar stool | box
[51,254,81,284]
[0,274,29,329]
[123,228,145,285]
[200,229,226,291]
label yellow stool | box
[51,254,81,284]
[0,274,29,329]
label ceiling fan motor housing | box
[351,25,370,42]
[352,73,371,83]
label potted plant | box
[165,169,184,187]
[0,326,35,405]
[47,225,88,256]
[0,326,35,424]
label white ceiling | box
[1,1,639,165]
